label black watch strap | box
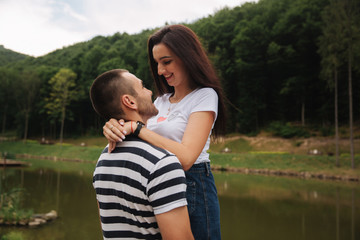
[133,121,145,137]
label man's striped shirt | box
[93,136,187,240]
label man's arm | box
[156,206,194,240]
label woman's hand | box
[103,118,132,152]
[103,118,127,142]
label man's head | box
[90,69,158,122]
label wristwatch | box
[133,121,145,137]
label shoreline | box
[9,153,360,183]
[211,165,360,182]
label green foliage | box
[44,68,79,143]
[318,0,346,83]
[267,121,310,138]
[0,45,28,67]
[45,68,78,119]
[0,151,16,159]
[0,0,359,139]
[1,232,25,240]
[0,188,33,224]
[14,69,42,140]
[320,126,334,136]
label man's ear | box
[121,94,138,110]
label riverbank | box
[0,137,359,182]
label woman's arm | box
[137,111,214,171]
[103,112,214,171]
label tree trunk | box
[348,49,354,169]
[51,121,56,139]
[301,101,305,126]
[345,0,355,168]
[1,103,7,134]
[60,107,66,144]
[23,110,29,142]
[334,68,339,167]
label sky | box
[0,0,256,57]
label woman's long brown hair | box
[148,24,226,137]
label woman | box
[104,24,226,240]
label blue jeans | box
[185,162,221,240]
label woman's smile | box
[164,73,173,81]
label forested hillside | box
[0,45,28,66]
[0,0,359,140]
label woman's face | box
[152,43,189,88]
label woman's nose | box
[157,64,165,75]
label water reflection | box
[0,168,102,240]
[216,173,359,240]
[0,167,359,240]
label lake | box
[0,160,359,240]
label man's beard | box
[137,97,159,120]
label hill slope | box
[0,45,29,66]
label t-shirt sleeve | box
[191,88,218,121]
[147,155,187,215]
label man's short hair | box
[90,69,137,120]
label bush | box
[267,122,310,138]
[0,188,33,224]
[0,152,16,159]
[1,232,24,240]
[320,126,334,137]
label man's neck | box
[124,114,148,125]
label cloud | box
[0,0,89,56]
[0,0,254,57]
[82,0,244,34]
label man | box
[90,69,194,240]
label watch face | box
[137,121,145,126]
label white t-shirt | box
[147,87,218,164]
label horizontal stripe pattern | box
[93,137,187,239]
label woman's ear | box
[121,94,138,110]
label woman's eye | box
[164,60,172,65]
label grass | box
[62,136,108,147]
[0,136,359,179]
[0,140,103,162]
[209,152,360,177]
[210,137,253,153]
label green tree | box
[342,0,360,168]
[14,69,42,141]
[273,0,327,126]
[318,0,347,166]
[1,0,358,139]
[203,7,247,132]
[97,57,127,75]
[35,65,59,137]
[0,45,27,66]
[0,68,17,134]
[230,1,288,132]
[45,68,78,143]
[79,44,106,94]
